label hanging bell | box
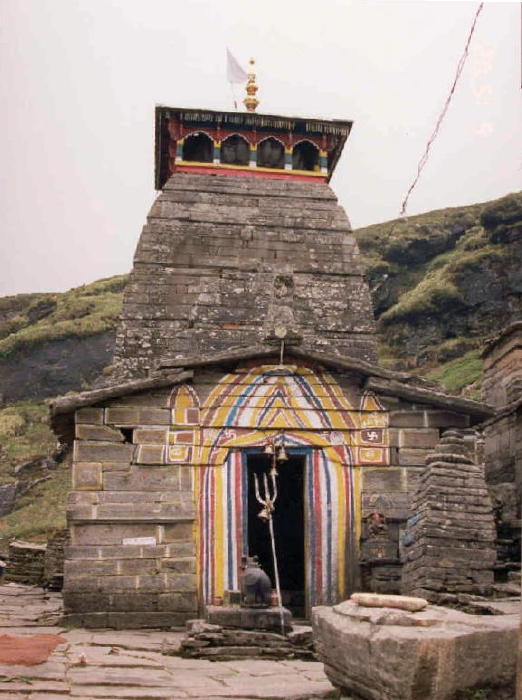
[269,464,278,478]
[277,444,288,462]
[264,442,274,455]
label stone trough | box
[312,593,519,700]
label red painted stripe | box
[176,164,326,182]
[209,468,215,600]
[234,452,242,589]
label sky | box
[1,0,521,296]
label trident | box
[253,471,284,634]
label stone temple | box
[50,81,495,627]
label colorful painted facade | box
[155,107,351,188]
[165,362,388,613]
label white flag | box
[226,48,247,84]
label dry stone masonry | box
[113,174,377,378]
[4,540,47,586]
[401,429,497,603]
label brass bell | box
[269,465,278,478]
[258,506,270,521]
[264,442,274,455]
[277,444,288,462]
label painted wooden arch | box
[193,363,387,610]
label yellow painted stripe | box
[214,469,224,597]
[176,161,325,177]
[336,463,346,597]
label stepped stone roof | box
[113,172,377,378]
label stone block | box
[133,428,169,444]
[136,408,172,425]
[157,591,197,612]
[75,424,125,442]
[65,545,100,560]
[313,602,518,700]
[362,491,410,520]
[135,444,167,465]
[67,504,96,520]
[63,591,112,613]
[101,461,132,472]
[425,411,470,429]
[362,468,407,492]
[160,522,194,542]
[206,605,292,632]
[76,407,104,425]
[71,523,157,546]
[103,468,192,492]
[166,541,196,557]
[98,575,139,591]
[72,463,102,491]
[73,441,134,463]
[163,572,197,591]
[136,574,167,592]
[105,611,191,629]
[161,557,196,573]
[398,449,430,467]
[64,559,118,577]
[389,411,425,428]
[118,558,160,575]
[400,429,439,449]
[94,503,194,521]
[105,407,140,425]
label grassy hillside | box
[0,277,126,544]
[355,191,522,399]
[0,275,127,358]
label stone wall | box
[63,389,197,628]
[113,173,377,378]
[483,321,522,491]
[401,430,496,603]
[483,322,522,409]
[43,529,70,591]
[4,540,47,585]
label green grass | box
[426,349,483,396]
[379,265,463,325]
[0,400,69,543]
[0,275,127,358]
[0,402,57,483]
[0,463,70,541]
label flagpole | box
[229,82,238,111]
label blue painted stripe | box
[226,455,234,587]
[241,452,249,555]
[321,451,333,603]
[307,452,316,606]
[226,374,267,425]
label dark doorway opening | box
[246,452,305,617]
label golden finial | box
[243,58,260,113]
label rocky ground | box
[0,583,338,699]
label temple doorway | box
[246,452,306,617]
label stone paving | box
[0,583,338,699]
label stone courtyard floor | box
[0,583,338,699]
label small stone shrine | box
[49,65,495,627]
[401,429,497,602]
